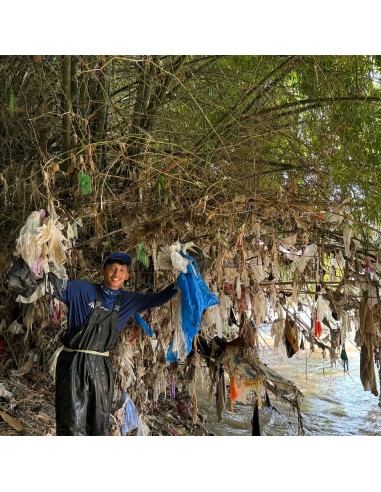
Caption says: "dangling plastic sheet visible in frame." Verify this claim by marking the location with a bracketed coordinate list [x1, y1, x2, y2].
[166, 254, 219, 362]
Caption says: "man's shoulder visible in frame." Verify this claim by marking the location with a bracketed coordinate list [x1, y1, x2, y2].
[67, 279, 97, 295]
[119, 290, 137, 300]
[68, 279, 96, 288]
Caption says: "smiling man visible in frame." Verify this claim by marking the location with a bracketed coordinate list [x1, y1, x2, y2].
[51, 252, 177, 436]
[102, 256, 129, 290]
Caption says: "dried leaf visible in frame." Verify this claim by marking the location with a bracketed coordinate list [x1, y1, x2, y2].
[0, 411, 23, 432]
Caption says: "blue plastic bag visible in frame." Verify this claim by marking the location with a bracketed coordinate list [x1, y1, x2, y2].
[120, 393, 140, 435]
[166, 254, 219, 362]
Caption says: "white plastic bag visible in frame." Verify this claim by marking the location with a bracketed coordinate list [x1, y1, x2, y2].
[14, 205, 70, 280]
[170, 242, 189, 273]
[0, 383, 12, 400]
[14, 210, 45, 277]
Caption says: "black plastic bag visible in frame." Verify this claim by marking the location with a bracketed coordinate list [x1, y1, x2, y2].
[7, 257, 42, 297]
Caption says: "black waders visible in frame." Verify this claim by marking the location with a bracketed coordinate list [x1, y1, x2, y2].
[55, 285, 121, 436]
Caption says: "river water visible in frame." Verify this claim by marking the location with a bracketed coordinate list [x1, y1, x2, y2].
[196, 324, 381, 436]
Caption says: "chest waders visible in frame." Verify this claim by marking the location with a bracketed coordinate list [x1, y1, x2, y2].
[55, 285, 121, 436]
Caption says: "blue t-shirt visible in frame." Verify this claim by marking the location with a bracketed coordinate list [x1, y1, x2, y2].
[53, 278, 177, 333]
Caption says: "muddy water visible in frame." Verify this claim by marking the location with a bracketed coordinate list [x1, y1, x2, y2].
[196, 324, 381, 436]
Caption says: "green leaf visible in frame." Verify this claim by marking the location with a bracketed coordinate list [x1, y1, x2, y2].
[9, 91, 17, 114]
[153, 176, 167, 199]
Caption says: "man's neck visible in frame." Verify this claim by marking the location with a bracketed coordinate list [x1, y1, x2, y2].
[100, 282, 122, 296]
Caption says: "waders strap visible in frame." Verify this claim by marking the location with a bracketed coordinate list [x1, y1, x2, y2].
[114, 293, 121, 312]
[95, 285, 102, 307]
[63, 347, 110, 356]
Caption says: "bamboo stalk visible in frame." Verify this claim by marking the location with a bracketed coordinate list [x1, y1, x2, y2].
[95, 56, 111, 166]
[62, 55, 72, 169]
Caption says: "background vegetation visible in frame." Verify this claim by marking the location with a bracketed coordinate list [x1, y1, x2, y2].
[1, 55, 381, 261]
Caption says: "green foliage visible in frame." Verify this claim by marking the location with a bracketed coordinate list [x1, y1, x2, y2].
[2, 54, 381, 238]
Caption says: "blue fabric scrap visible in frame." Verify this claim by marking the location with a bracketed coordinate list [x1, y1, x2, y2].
[134, 312, 154, 336]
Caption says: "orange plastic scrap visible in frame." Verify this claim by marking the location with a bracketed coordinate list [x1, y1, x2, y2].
[229, 373, 263, 411]
[314, 319, 322, 338]
[229, 373, 239, 412]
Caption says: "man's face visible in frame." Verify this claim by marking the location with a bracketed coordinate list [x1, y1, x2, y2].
[101, 262, 129, 290]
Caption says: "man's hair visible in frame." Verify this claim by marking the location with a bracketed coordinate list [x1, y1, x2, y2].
[103, 258, 129, 268]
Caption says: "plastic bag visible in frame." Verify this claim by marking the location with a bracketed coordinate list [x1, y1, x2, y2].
[35, 217, 69, 267]
[134, 312, 154, 336]
[170, 288, 188, 361]
[170, 242, 189, 273]
[8, 320, 24, 335]
[14, 206, 70, 281]
[77, 171, 92, 196]
[14, 210, 45, 276]
[137, 416, 150, 436]
[0, 383, 12, 401]
[166, 254, 219, 362]
[120, 393, 140, 435]
[7, 257, 42, 297]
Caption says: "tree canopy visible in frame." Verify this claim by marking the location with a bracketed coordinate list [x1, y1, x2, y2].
[2, 55, 381, 240]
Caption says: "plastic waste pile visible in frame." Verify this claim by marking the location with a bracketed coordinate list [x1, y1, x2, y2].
[7, 203, 71, 303]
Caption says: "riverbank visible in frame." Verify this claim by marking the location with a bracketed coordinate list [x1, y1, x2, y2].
[0, 370, 212, 436]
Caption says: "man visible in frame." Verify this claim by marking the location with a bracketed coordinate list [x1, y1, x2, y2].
[50, 252, 177, 436]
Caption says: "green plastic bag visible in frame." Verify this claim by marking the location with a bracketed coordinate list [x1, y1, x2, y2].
[77, 171, 92, 196]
